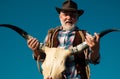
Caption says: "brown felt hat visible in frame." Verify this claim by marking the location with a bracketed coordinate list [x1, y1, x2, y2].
[56, 0, 84, 16]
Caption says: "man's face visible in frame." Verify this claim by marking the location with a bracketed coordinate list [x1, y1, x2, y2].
[59, 11, 78, 31]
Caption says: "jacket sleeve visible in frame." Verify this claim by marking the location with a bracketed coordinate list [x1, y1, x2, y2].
[88, 49, 100, 64]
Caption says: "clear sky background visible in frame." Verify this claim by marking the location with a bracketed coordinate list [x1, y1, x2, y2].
[0, 0, 120, 79]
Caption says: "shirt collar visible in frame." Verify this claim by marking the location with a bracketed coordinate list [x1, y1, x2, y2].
[59, 26, 79, 32]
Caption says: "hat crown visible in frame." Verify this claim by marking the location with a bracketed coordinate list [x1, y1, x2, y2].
[55, 0, 84, 16]
[62, 0, 78, 10]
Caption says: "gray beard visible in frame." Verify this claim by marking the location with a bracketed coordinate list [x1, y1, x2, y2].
[60, 20, 76, 31]
[62, 24, 75, 31]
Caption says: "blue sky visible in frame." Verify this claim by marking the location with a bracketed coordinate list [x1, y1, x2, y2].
[0, 0, 120, 79]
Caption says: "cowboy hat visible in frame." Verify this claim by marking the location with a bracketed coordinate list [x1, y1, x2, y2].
[55, 0, 84, 16]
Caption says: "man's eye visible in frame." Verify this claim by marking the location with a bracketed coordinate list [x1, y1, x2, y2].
[64, 13, 67, 16]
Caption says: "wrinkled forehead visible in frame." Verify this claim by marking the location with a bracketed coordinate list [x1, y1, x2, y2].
[60, 10, 78, 14]
[60, 10, 79, 18]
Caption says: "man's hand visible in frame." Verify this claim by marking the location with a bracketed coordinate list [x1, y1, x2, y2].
[85, 33, 100, 51]
[27, 37, 40, 51]
[85, 33, 100, 59]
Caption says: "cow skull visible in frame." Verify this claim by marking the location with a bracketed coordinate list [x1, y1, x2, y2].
[0, 24, 120, 79]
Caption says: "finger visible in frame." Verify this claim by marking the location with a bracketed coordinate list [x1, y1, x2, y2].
[86, 35, 94, 43]
[94, 33, 100, 42]
[27, 38, 38, 49]
[85, 35, 91, 43]
[85, 35, 95, 47]
[85, 39, 93, 47]
[34, 42, 40, 49]
[29, 38, 37, 46]
[27, 37, 33, 45]
[30, 38, 38, 47]
[31, 40, 39, 50]
[86, 33, 94, 41]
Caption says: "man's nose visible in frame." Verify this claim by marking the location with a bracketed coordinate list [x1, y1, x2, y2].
[66, 15, 72, 19]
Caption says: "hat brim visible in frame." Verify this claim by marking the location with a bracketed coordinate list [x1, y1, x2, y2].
[55, 7, 84, 17]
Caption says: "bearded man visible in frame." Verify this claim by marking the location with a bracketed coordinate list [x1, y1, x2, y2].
[27, 0, 100, 79]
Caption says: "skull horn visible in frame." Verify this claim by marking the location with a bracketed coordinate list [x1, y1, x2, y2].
[0, 24, 44, 48]
[70, 28, 120, 53]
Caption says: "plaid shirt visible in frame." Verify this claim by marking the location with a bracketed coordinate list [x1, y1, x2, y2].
[57, 30, 81, 79]
[36, 27, 100, 79]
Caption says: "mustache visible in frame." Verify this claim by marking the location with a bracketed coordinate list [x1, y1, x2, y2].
[65, 20, 73, 24]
